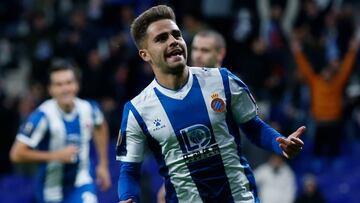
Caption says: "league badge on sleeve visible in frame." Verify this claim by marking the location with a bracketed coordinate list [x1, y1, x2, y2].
[210, 93, 225, 113]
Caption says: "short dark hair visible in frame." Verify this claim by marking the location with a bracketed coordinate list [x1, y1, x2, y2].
[195, 30, 226, 50]
[130, 5, 176, 49]
[47, 59, 80, 85]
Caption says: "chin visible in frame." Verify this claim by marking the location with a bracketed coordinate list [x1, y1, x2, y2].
[168, 63, 186, 74]
[58, 98, 75, 106]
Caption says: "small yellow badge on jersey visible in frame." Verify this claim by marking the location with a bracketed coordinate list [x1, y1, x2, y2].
[210, 93, 225, 113]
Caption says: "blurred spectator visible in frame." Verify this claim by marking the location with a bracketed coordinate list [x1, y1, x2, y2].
[258, 0, 299, 43]
[254, 154, 297, 203]
[291, 31, 359, 157]
[26, 11, 55, 85]
[295, 174, 327, 203]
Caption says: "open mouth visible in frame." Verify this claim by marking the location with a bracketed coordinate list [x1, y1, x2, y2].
[165, 48, 183, 59]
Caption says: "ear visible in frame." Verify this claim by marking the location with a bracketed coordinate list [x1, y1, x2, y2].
[139, 49, 151, 62]
[218, 48, 226, 63]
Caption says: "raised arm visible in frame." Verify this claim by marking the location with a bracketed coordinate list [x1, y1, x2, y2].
[335, 35, 360, 85]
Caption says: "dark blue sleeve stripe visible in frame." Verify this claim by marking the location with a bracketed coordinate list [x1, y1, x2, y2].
[117, 102, 131, 157]
[219, 68, 231, 108]
[239, 116, 284, 155]
[120, 102, 131, 136]
[227, 69, 256, 105]
[19, 110, 46, 137]
[118, 161, 142, 202]
[128, 102, 151, 137]
[117, 101, 151, 157]
[220, 68, 260, 201]
[220, 68, 241, 141]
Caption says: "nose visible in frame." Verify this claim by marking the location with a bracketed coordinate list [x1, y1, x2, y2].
[168, 35, 179, 47]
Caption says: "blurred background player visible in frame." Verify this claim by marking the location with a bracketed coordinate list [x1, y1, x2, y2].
[190, 30, 226, 68]
[10, 59, 111, 203]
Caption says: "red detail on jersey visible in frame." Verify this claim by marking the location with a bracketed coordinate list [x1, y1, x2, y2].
[211, 98, 225, 113]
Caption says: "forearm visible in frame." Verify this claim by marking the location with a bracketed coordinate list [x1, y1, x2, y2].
[94, 122, 110, 167]
[10, 141, 57, 163]
[239, 116, 284, 155]
[118, 161, 141, 202]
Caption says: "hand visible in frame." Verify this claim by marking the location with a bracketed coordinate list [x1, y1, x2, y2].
[53, 145, 79, 163]
[119, 199, 135, 203]
[290, 38, 302, 53]
[157, 184, 166, 203]
[276, 126, 306, 159]
[96, 165, 111, 191]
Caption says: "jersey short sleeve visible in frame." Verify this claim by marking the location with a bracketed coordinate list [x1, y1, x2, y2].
[116, 102, 146, 163]
[16, 110, 48, 148]
[89, 101, 104, 126]
[227, 70, 257, 124]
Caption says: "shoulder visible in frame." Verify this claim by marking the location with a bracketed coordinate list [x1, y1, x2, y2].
[36, 99, 57, 116]
[129, 81, 157, 108]
[74, 98, 100, 109]
[189, 66, 222, 77]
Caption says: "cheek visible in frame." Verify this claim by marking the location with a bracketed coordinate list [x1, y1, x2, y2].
[71, 84, 79, 93]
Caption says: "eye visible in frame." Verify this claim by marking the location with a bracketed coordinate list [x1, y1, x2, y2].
[172, 31, 182, 39]
[155, 34, 168, 43]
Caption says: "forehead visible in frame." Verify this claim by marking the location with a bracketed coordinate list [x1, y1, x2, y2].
[50, 70, 75, 82]
[192, 35, 217, 48]
[146, 19, 180, 39]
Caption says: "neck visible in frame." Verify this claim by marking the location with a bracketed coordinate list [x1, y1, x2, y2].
[155, 66, 189, 90]
[57, 101, 75, 113]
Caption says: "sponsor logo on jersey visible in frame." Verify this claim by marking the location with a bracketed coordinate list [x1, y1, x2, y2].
[210, 93, 225, 113]
[180, 124, 220, 163]
[152, 118, 166, 131]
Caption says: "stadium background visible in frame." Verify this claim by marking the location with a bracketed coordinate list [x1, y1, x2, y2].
[0, 0, 360, 202]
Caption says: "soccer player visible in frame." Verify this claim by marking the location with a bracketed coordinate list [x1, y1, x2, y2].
[191, 30, 226, 68]
[117, 5, 305, 203]
[10, 60, 111, 203]
[157, 29, 227, 203]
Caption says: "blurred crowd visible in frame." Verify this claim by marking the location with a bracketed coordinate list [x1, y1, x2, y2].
[1, 0, 360, 202]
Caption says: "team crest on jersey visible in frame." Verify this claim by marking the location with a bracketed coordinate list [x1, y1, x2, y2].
[210, 93, 225, 113]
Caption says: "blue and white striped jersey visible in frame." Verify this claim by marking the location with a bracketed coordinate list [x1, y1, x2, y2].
[117, 67, 263, 203]
[16, 98, 104, 203]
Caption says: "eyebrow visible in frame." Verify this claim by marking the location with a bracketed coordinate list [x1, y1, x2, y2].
[154, 32, 168, 42]
[153, 29, 182, 42]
